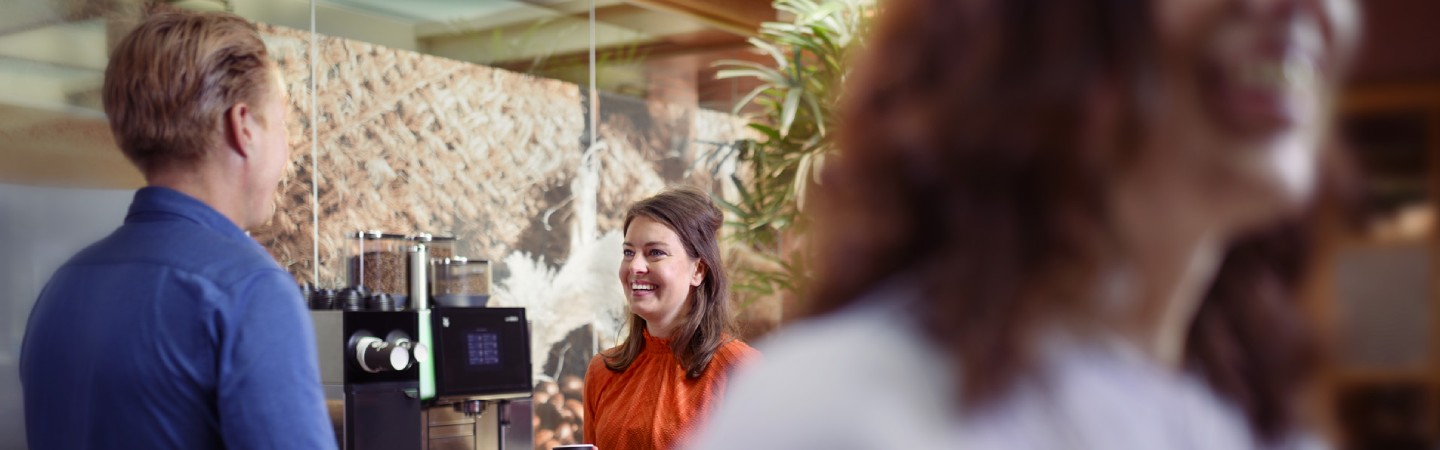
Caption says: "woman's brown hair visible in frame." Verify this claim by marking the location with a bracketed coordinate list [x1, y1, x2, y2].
[603, 187, 737, 378]
[808, 0, 1339, 443]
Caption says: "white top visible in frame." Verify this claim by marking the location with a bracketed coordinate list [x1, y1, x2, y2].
[685, 285, 1325, 450]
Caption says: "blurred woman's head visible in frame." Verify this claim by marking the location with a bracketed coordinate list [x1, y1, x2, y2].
[809, 0, 1356, 442]
[606, 186, 736, 378]
[1146, 0, 1359, 230]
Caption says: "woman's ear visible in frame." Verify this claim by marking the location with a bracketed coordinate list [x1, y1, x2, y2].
[691, 260, 706, 287]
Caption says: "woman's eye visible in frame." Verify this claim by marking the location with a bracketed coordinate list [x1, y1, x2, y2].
[622, 249, 634, 258]
[647, 249, 667, 258]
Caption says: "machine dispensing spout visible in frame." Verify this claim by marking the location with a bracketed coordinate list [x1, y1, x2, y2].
[456, 399, 485, 417]
[450, 400, 513, 450]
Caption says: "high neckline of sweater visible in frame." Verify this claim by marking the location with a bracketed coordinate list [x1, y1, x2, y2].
[643, 328, 674, 350]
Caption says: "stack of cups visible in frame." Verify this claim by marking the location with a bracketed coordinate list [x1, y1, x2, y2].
[368, 293, 395, 312]
[310, 288, 338, 310]
[341, 288, 365, 312]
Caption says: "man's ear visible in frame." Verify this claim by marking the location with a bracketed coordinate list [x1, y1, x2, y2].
[224, 103, 256, 158]
[690, 260, 706, 287]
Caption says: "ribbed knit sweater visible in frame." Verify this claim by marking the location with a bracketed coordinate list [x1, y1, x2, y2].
[583, 330, 758, 450]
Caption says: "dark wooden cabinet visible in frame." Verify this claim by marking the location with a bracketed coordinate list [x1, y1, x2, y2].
[1325, 83, 1440, 450]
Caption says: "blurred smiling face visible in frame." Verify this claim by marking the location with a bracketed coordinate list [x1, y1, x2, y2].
[1149, 0, 1358, 229]
[620, 215, 704, 336]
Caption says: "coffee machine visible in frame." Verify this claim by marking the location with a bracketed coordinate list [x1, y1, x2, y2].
[309, 231, 532, 450]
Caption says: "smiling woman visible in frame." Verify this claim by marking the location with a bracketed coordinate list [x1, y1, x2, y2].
[582, 186, 759, 450]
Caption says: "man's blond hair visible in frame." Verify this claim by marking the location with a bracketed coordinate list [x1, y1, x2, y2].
[102, 10, 275, 174]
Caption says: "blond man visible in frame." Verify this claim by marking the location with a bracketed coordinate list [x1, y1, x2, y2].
[20, 9, 334, 449]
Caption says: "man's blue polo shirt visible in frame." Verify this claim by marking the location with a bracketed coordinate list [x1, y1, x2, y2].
[20, 186, 336, 449]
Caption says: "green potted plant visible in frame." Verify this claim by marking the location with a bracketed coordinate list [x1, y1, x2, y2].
[712, 0, 874, 316]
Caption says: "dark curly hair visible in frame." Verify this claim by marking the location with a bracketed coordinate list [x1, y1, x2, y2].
[806, 0, 1349, 443]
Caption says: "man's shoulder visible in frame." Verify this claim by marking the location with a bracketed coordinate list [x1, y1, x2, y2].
[71, 219, 284, 287]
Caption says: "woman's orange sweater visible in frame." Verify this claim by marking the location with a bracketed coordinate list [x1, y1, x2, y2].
[582, 330, 757, 450]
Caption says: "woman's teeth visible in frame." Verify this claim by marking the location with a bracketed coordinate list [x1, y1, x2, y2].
[1237, 55, 1316, 90]
[631, 283, 656, 291]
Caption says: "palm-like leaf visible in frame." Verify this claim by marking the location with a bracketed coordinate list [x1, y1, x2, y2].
[707, 0, 875, 308]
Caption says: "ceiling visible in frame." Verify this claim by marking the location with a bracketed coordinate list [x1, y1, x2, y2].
[0, 0, 771, 187]
[0, 0, 772, 111]
[4, 0, 1439, 188]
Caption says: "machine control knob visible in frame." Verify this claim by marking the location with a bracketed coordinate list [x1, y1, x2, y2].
[384, 331, 427, 368]
[386, 339, 430, 369]
[354, 336, 410, 373]
[410, 341, 430, 364]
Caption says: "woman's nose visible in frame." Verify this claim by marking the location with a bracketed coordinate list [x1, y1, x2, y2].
[627, 257, 648, 274]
